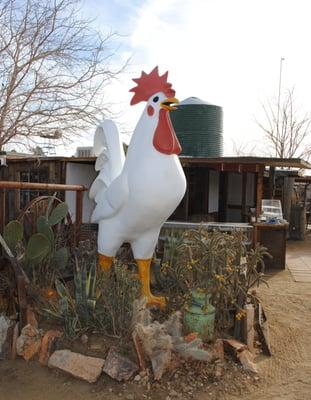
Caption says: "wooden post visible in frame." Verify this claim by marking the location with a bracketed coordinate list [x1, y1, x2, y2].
[184, 168, 190, 221]
[241, 172, 247, 222]
[243, 304, 255, 352]
[75, 190, 83, 246]
[256, 168, 264, 218]
[283, 176, 294, 223]
[269, 166, 275, 198]
[0, 189, 5, 234]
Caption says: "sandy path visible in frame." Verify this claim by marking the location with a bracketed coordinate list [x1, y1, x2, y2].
[224, 268, 311, 400]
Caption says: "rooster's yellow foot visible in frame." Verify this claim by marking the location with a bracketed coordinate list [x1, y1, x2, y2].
[145, 294, 166, 309]
[98, 253, 113, 272]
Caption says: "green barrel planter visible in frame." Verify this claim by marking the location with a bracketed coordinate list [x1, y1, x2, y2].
[184, 289, 215, 341]
[170, 97, 223, 157]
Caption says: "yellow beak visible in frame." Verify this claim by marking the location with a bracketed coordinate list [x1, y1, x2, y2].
[160, 97, 179, 111]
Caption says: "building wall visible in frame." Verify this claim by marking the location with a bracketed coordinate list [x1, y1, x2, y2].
[65, 163, 97, 223]
[208, 170, 219, 213]
[226, 172, 255, 222]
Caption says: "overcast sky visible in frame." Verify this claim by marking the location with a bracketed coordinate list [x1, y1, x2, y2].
[66, 0, 311, 156]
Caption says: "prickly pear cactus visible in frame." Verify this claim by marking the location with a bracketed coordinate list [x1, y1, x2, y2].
[48, 203, 69, 226]
[25, 233, 51, 265]
[3, 220, 23, 253]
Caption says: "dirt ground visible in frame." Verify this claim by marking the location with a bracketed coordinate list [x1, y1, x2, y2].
[1, 257, 311, 399]
[224, 268, 311, 400]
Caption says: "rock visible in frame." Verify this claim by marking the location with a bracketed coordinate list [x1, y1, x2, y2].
[80, 334, 88, 345]
[39, 330, 62, 366]
[237, 349, 258, 373]
[139, 369, 147, 377]
[214, 363, 223, 379]
[26, 305, 38, 328]
[133, 331, 146, 370]
[150, 347, 172, 380]
[0, 315, 14, 360]
[103, 347, 138, 382]
[175, 338, 212, 362]
[212, 339, 224, 361]
[48, 350, 105, 383]
[169, 389, 178, 397]
[126, 394, 135, 400]
[223, 338, 247, 355]
[163, 312, 182, 338]
[134, 323, 173, 380]
[16, 323, 42, 361]
[132, 298, 152, 327]
[134, 374, 141, 382]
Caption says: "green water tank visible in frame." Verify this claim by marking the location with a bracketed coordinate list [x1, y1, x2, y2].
[170, 97, 223, 157]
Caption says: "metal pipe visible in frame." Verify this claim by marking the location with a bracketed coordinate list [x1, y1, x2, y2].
[0, 181, 87, 192]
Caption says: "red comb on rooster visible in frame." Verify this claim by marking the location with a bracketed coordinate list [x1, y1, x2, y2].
[129, 66, 175, 105]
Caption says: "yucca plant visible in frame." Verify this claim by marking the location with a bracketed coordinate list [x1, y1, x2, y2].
[43, 260, 98, 338]
[73, 251, 97, 325]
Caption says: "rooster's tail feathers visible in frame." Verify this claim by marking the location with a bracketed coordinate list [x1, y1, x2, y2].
[89, 119, 125, 200]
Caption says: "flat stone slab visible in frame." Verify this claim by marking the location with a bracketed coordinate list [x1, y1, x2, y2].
[48, 350, 105, 383]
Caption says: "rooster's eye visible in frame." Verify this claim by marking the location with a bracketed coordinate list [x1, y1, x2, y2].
[153, 96, 159, 103]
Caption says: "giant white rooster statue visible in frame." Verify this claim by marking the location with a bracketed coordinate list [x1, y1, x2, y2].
[89, 66, 186, 308]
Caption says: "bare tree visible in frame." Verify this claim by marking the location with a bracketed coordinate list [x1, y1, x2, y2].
[0, 0, 126, 150]
[231, 139, 256, 156]
[256, 88, 311, 160]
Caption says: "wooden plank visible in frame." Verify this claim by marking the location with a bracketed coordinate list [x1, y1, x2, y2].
[256, 302, 272, 356]
[243, 304, 255, 352]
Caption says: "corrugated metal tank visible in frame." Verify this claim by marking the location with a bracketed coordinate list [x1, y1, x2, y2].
[170, 97, 223, 157]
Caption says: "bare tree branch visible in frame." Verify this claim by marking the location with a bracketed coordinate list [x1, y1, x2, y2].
[256, 88, 311, 160]
[0, 0, 128, 150]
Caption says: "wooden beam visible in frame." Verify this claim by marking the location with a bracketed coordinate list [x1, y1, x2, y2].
[256, 168, 264, 217]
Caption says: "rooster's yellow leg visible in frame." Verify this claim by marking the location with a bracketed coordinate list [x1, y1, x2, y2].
[136, 258, 166, 309]
[98, 253, 113, 272]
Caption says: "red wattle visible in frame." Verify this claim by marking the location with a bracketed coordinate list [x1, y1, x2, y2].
[153, 109, 182, 155]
